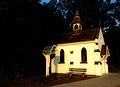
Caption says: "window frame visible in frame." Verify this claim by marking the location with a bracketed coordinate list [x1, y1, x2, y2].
[74, 24, 78, 30]
[59, 49, 65, 63]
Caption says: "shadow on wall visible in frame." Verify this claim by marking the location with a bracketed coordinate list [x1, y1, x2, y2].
[54, 56, 60, 73]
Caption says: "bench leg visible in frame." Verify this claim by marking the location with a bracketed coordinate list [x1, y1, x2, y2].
[81, 73, 87, 79]
[81, 73, 84, 77]
[68, 72, 73, 79]
[70, 73, 72, 77]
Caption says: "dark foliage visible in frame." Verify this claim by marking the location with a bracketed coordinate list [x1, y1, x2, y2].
[106, 27, 120, 70]
[0, 0, 67, 80]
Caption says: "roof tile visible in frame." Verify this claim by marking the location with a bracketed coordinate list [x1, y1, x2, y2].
[58, 28, 100, 44]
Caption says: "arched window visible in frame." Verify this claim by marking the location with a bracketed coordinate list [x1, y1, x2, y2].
[81, 48, 87, 63]
[74, 25, 78, 30]
[60, 49, 64, 63]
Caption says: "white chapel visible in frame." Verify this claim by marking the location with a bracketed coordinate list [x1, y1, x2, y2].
[42, 11, 110, 76]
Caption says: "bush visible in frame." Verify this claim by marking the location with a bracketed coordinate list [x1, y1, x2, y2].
[109, 64, 120, 73]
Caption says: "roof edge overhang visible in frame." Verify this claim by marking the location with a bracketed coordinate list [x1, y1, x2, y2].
[42, 45, 57, 55]
[57, 40, 96, 46]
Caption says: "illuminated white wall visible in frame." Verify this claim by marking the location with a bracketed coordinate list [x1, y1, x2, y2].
[51, 41, 97, 75]
[97, 28, 105, 51]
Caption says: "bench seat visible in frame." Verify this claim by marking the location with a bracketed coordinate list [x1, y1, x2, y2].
[69, 68, 87, 77]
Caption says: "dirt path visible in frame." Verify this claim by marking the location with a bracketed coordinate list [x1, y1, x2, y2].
[51, 73, 120, 87]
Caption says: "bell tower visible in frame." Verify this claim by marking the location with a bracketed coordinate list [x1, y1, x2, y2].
[73, 11, 82, 33]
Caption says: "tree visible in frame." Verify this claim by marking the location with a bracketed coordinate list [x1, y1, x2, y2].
[0, 0, 69, 79]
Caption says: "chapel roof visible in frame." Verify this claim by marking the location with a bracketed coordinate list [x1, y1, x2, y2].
[58, 28, 100, 44]
[42, 45, 56, 54]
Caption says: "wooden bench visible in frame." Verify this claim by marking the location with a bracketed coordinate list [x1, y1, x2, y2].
[69, 68, 87, 77]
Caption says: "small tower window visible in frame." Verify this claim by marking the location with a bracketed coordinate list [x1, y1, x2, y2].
[74, 25, 78, 30]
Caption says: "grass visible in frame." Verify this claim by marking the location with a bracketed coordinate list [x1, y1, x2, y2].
[0, 73, 99, 87]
